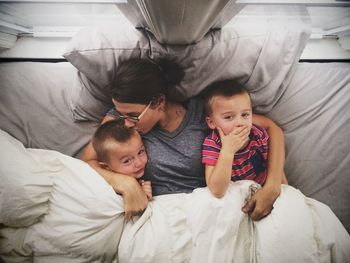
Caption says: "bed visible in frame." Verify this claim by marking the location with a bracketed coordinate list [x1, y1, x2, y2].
[0, 23, 350, 262]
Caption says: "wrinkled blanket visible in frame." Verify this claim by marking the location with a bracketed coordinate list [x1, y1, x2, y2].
[1, 129, 349, 263]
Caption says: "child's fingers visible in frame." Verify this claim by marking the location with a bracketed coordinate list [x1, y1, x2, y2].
[146, 192, 153, 200]
[216, 127, 225, 138]
[142, 185, 153, 200]
[233, 126, 249, 136]
[242, 197, 256, 214]
[141, 181, 151, 187]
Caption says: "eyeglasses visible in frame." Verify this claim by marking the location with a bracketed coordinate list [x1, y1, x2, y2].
[116, 101, 152, 123]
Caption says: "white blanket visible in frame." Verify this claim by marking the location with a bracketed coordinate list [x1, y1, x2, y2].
[1, 129, 349, 263]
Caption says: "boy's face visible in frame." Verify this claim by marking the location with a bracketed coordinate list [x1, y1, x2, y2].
[206, 92, 253, 135]
[105, 132, 148, 179]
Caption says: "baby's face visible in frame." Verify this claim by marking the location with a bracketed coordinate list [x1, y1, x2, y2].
[206, 93, 253, 135]
[107, 132, 148, 179]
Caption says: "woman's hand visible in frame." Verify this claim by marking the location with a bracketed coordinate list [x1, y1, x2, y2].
[248, 114, 285, 220]
[242, 183, 280, 220]
[108, 175, 148, 221]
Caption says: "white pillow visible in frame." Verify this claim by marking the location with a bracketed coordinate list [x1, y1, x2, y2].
[63, 25, 310, 121]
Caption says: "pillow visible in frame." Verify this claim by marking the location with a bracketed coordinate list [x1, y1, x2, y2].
[64, 24, 310, 121]
[0, 62, 97, 158]
[63, 24, 161, 121]
[0, 129, 53, 227]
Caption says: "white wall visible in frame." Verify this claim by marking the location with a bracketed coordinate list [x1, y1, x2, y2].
[0, 2, 349, 60]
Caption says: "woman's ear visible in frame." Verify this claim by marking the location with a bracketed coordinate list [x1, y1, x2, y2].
[205, 116, 216, 130]
[153, 94, 166, 111]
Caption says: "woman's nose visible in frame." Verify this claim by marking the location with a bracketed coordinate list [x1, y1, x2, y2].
[124, 119, 136, 128]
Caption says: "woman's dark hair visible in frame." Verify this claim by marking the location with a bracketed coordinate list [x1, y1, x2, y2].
[92, 119, 135, 163]
[111, 58, 185, 104]
[201, 79, 251, 115]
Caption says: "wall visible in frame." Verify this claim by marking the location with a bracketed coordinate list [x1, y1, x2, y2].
[0, 2, 349, 60]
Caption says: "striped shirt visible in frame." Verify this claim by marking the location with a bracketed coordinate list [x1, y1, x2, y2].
[202, 124, 269, 185]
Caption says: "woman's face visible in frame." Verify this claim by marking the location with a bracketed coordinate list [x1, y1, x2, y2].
[206, 93, 253, 135]
[112, 99, 160, 134]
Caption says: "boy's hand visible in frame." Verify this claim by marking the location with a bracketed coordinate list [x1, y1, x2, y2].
[217, 126, 249, 154]
[140, 180, 153, 200]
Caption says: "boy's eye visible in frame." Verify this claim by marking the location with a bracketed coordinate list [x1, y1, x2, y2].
[224, 115, 234, 120]
[138, 149, 146, 155]
[242, 112, 251, 118]
[122, 159, 132, 165]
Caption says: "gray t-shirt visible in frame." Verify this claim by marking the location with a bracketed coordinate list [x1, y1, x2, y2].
[142, 98, 209, 195]
[108, 97, 209, 196]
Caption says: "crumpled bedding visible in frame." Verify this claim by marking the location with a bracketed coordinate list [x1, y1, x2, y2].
[1, 129, 349, 263]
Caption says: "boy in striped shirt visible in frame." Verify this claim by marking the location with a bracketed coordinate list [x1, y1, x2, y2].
[202, 80, 287, 199]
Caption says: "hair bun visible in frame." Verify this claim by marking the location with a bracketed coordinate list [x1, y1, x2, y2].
[158, 58, 185, 86]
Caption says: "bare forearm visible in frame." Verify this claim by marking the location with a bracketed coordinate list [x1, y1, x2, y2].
[265, 122, 285, 191]
[206, 148, 234, 198]
[252, 114, 285, 190]
[86, 160, 127, 194]
[81, 142, 121, 192]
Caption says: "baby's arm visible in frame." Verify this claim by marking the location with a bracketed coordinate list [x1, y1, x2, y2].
[139, 180, 152, 200]
[205, 126, 249, 198]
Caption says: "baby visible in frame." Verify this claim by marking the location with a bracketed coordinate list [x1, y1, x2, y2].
[92, 119, 152, 199]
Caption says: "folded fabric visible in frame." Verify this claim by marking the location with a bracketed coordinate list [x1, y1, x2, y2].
[0, 130, 53, 227]
[0, 129, 124, 262]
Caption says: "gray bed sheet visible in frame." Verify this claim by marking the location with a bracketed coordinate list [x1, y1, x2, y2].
[0, 62, 99, 158]
[267, 62, 350, 232]
[0, 61, 349, 232]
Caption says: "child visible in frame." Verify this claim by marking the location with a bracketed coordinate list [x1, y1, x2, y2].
[202, 80, 287, 198]
[92, 119, 152, 200]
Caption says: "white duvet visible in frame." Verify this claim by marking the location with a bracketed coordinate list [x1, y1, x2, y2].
[0, 129, 349, 263]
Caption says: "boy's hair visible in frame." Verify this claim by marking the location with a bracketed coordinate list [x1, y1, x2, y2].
[202, 79, 251, 115]
[92, 119, 135, 163]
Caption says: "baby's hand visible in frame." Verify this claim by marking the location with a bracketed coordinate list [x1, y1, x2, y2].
[217, 126, 249, 154]
[140, 180, 153, 200]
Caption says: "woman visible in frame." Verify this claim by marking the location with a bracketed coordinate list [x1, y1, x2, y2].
[81, 58, 285, 220]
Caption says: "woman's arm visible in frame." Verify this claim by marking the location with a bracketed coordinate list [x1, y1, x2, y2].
[242, 114, 285, 220]
[81, 115, 148, 220]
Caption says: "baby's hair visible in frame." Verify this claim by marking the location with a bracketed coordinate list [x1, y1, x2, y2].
[202, 79, 251, 115]
[92, 119, 135, 163]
